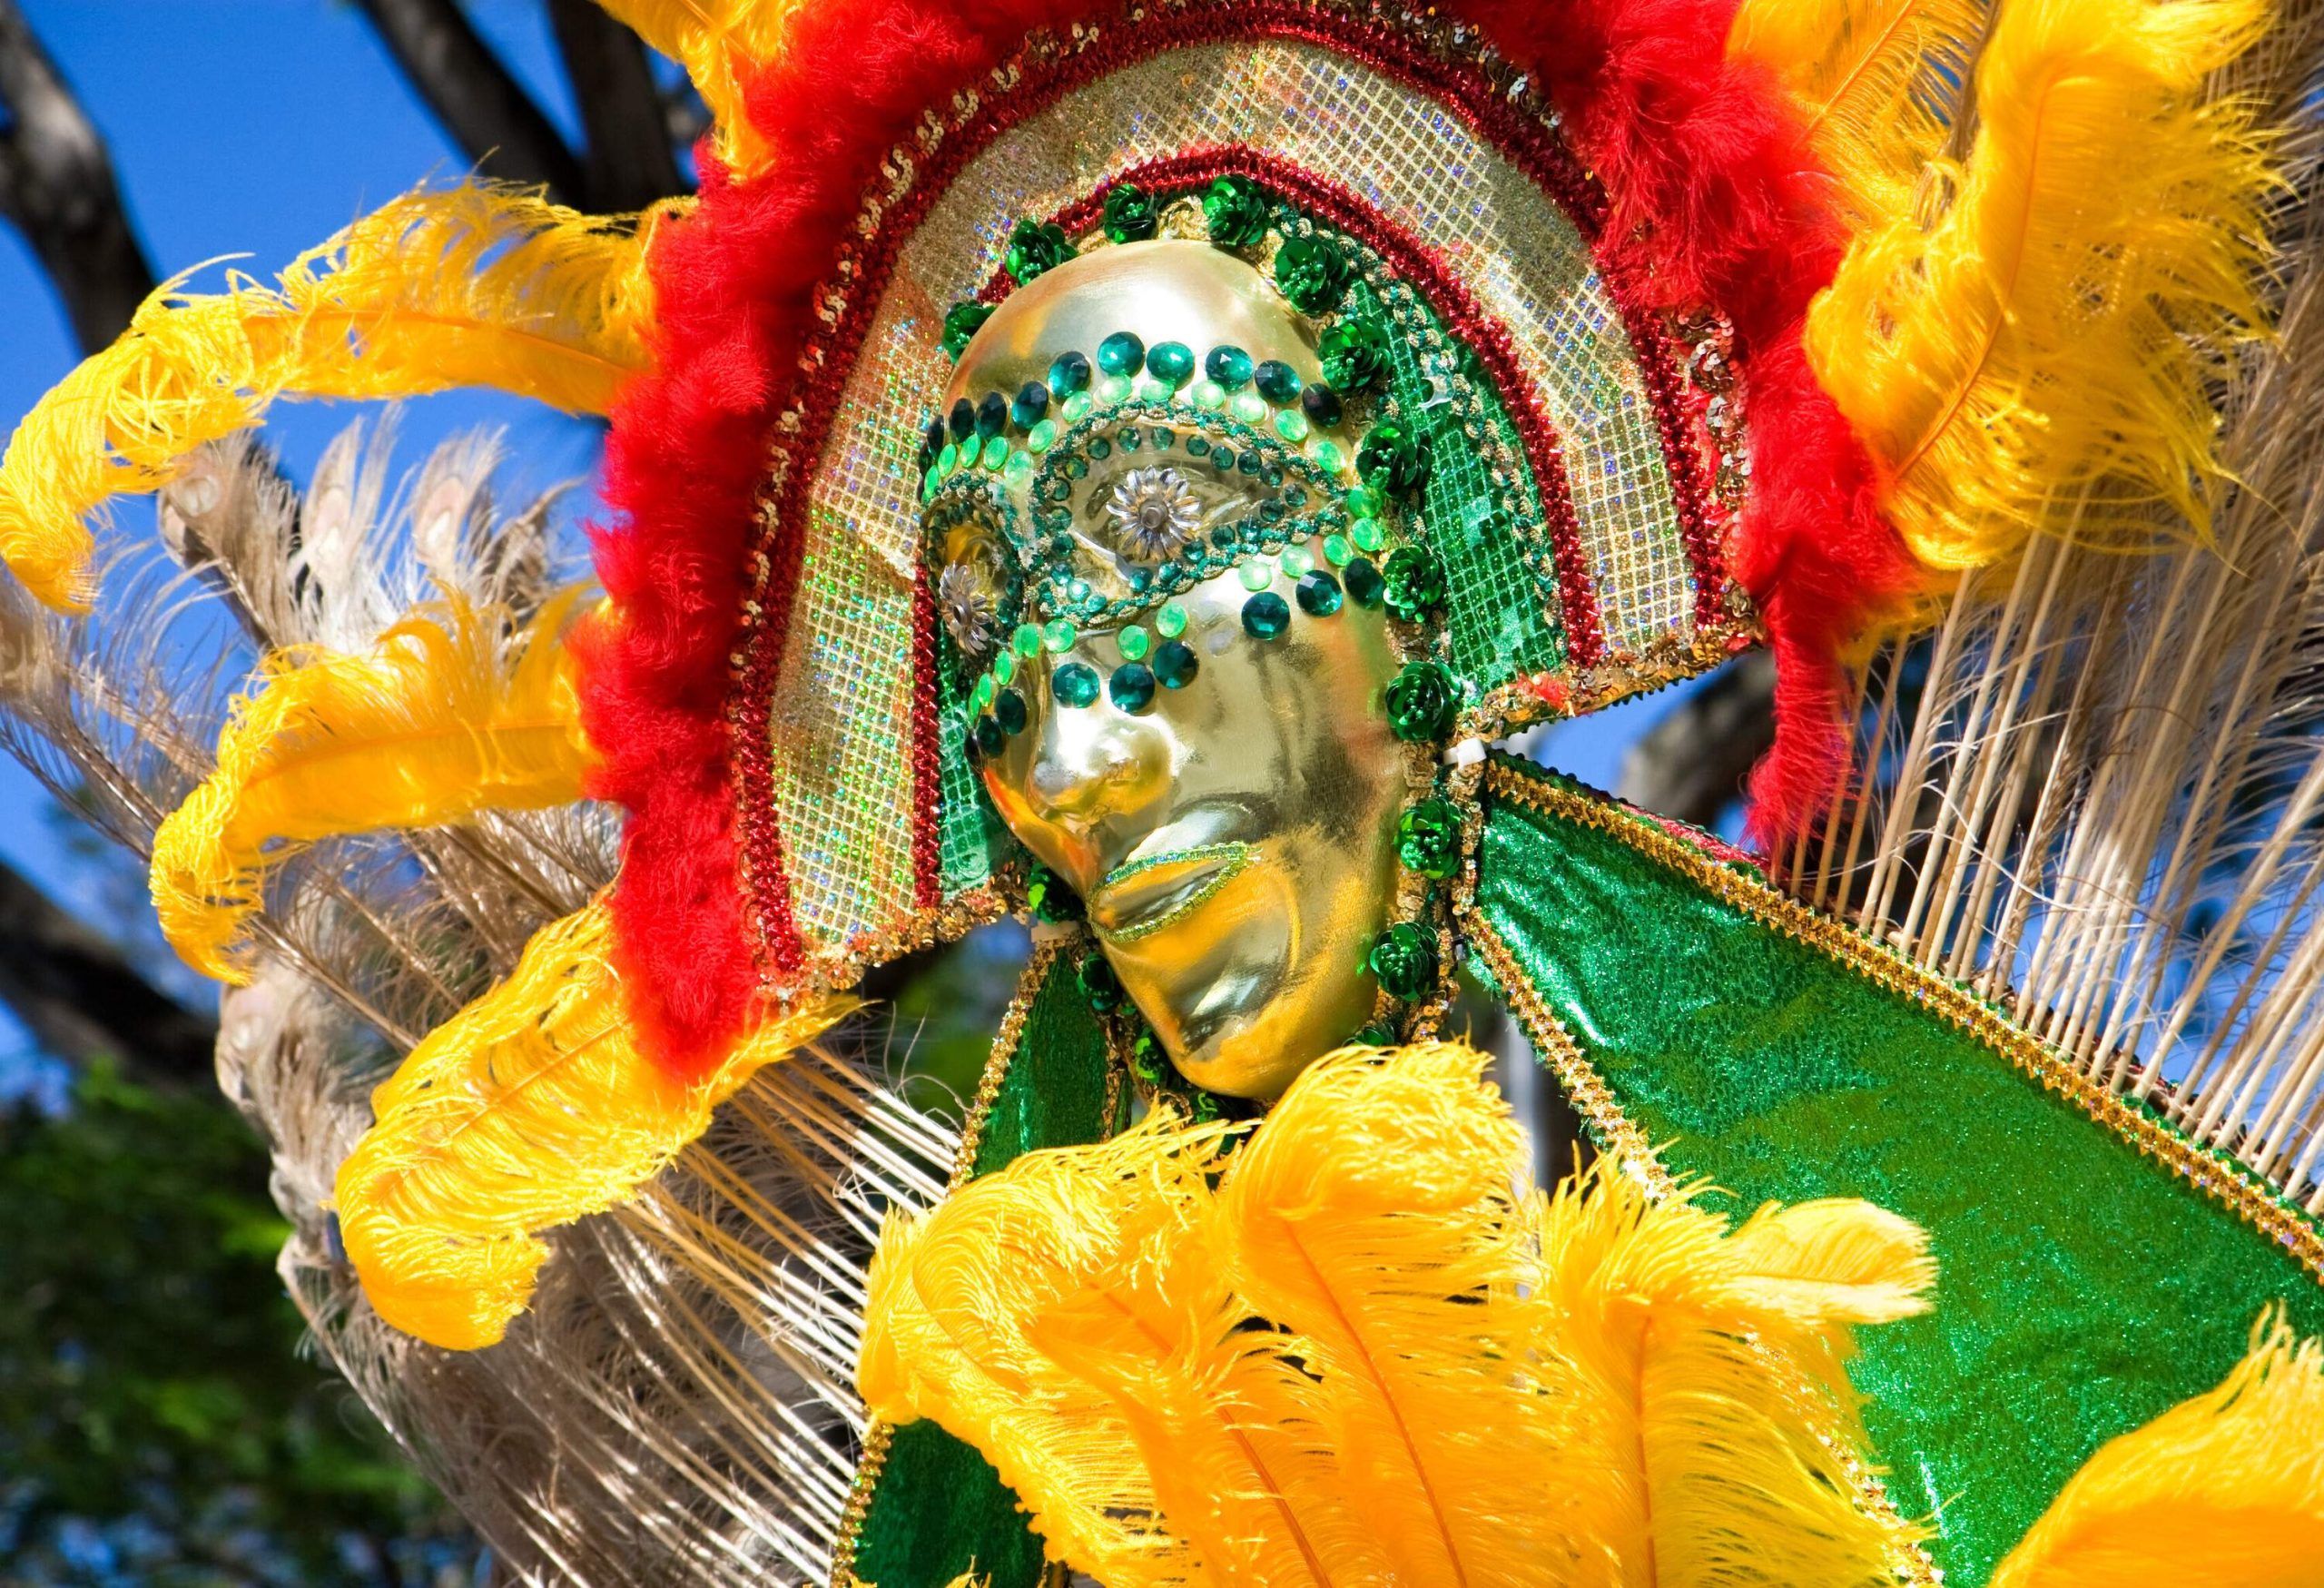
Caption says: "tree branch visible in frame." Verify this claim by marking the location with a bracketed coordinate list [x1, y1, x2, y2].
[352, 0, 585, 202]
[0, 0, 156, 354]
[1615, 650, 1778, 831]
[0, 858, 218, 1088]
[546, 0, 686, 211]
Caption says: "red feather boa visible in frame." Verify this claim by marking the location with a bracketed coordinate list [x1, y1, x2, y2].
[579, 0, 1911, 1075]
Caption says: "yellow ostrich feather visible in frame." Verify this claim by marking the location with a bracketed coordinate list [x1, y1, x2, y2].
[591, 1, 799, 178]
[1727, 0, 1984, 227]
[1990, 1309, 2324, 1588]
[861, 1043, 1932, 1587]
[1539, 1166, 1935, 1588]
[1804, 0, 2275, 577]
[336, 901, 852, 1349]
[150, 588, 593, 984]
[0, 183, 675, 611]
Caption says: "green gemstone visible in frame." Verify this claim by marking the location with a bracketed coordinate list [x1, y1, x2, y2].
[923, 468, 941, 502]
[1323, 533, 1354, 566]
[1295, 569, 1344, 616]
[1351, 516, 1386, 553]
[1253, 360, 1303, 403]
[1280, 543, 1315, 577]
[1385, 660, 1457, 742]
[1344, 557, 1384, 607]
[1367, 922, 1438, 1001]
[1351, 1021, 1398, 1048]
[1061, 391, 1094, 423]
[1274, 408, 1310, 443]
[1049, 350, 1093, 395]
[1097, 331, 1146, 377]
[1230, 391, 1268, 424]
[992, 649, 1017, 686]
[1136, 378, 1174, 405]
[1147, 341, 1195, 385]
[937, 442, 959, 473]
[1382, 546, 1448, 623]
[1310, 439, 1345, 474]
[1053, 660, 1101, 706]
[974, 715, 1006, 758]
[1274, 233, 1352, 314]
[1043, 618, 1078, 653]
[1347, 485, 1383, 518]
[980, 435, 1009, 469]
[1027, 419, 1059, 453]
[1192, 380, 1227, 411]
[1097, 374, 1133, 405]
[994, 686, 1029, 735]
[1003, 450, 1034, 488]
[1117, 626, 1151, 661]
[1206, 345, 1254, 389]
[1012, 622, 1043, 658]
[970, 674, 996, 714]
[1396, 797, 1462, 879]
[1242, 591, 1291, 639]
[1155, 601, 1189, 638]
[1238, 557, 1275, 591]
[1152, 638, 1199, 688]
[1109, 662, 1157, 714]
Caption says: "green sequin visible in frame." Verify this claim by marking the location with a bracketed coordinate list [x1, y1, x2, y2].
[1396, 798, 1462, 878]
[1382, 546, 1448, 623]
[1367, 922, 1438, 1001]
[940, 301, 995, 360]
[1275, 234, 1352, 314]
[1202, 173, 1270, 247]
[1102, 182, 1160, 243]
[1385, 660, 1457, 741]
[1473, 762, 2324, 1585]
[1004, 219, 1076, 285]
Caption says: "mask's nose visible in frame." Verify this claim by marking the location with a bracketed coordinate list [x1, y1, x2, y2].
[990, 676, 1173, 885]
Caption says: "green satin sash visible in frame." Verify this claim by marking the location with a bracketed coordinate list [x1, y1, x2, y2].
[1472, 755, 2324, 1584]
[846, 939, 1118, 1588]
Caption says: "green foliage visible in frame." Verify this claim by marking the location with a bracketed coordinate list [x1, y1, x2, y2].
[0, 1063, 476, 1586]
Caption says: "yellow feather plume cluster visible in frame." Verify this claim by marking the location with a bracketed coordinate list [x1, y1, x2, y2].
[1990, 1309, 2324, 1588]
[150, 589, 594, 984]
[0, 183, 674, 611]
[592, 1, 798, 178]
[861, 1042, 1935, 1587]
[1728, 0, 1984, 227]
[1805, 0, 2275, 577]
[335, 901, 853, 1349]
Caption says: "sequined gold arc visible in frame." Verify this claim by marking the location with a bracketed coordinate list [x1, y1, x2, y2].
[763, 35, 1693, 966]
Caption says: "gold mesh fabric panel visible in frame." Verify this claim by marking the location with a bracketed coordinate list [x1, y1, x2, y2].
[773, 38, 1694, 951]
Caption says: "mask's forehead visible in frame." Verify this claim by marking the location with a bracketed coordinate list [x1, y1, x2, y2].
[742, 21, 1752, 990]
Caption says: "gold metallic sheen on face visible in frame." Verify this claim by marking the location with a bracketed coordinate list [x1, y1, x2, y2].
[952, 242, 1408, 1101]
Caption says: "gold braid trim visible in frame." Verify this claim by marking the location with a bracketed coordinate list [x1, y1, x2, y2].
[831, 932, 1077, 1586]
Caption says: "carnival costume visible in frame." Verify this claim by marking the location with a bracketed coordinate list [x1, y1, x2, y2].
[4, 0, 2324, 1583]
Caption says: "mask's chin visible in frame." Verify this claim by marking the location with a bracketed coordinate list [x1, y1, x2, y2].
[1098, 857, 1376, 1100]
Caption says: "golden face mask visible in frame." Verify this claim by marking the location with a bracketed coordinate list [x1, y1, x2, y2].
[935, 242, 1418, 1097]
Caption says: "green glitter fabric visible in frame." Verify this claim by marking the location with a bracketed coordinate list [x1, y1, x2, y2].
[850, 947, 1117, 1587]
[1474, 759, 2324, 1585]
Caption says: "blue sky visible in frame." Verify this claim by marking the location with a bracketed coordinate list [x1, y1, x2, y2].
[0, 0, 1685, 1070]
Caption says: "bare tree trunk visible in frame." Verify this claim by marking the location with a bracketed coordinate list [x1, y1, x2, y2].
[0, 859, 218, 1087]
[353, 0, 586, 202]
[547, 0, 687, 211]
[0, 0, 155, 355]
[1616, 650, 1777, 831]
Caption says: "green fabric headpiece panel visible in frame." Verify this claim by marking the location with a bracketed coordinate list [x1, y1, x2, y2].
[849, 944, 1117, 1588]
[1474, 759, 2324, 1586]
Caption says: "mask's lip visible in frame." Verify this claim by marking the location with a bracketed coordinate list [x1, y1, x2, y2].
[1088, 840, 1255, 944]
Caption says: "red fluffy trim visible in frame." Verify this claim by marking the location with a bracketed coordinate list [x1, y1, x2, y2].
[583, 0, 1906, 1073]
